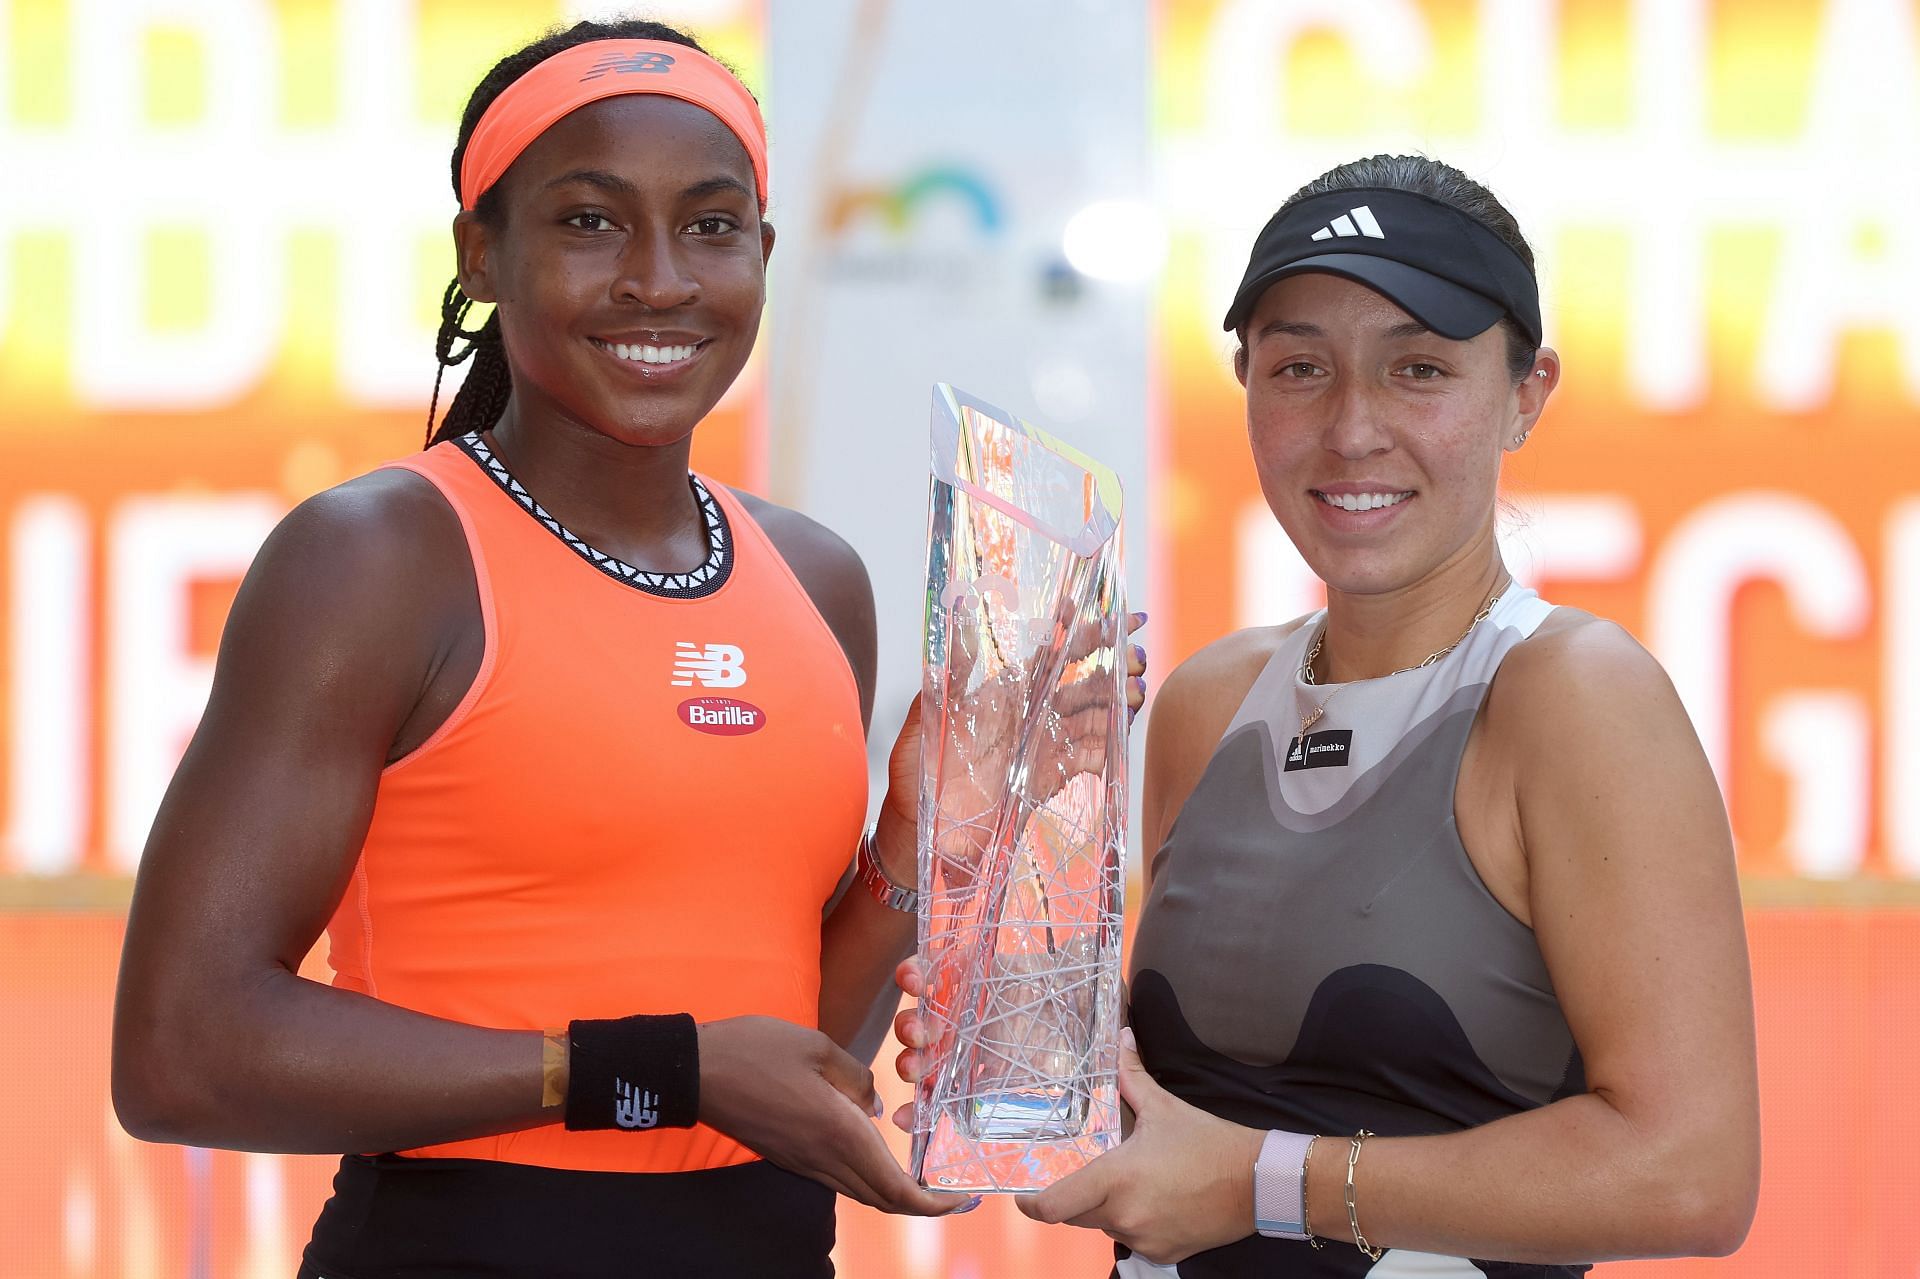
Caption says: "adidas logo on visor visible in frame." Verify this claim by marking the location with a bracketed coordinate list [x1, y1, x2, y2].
[1310, 205, 1385, 241]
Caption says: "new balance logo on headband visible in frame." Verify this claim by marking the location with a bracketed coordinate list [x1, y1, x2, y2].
[1309, 205, 1386, 242]
[581, 51, 676, 80]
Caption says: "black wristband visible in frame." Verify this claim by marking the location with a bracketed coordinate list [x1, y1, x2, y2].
[563, 1013, 700, 1131]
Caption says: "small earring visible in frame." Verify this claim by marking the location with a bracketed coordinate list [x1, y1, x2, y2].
[1511, 429, 1531, 447]
[1535, 370, 1549, 379]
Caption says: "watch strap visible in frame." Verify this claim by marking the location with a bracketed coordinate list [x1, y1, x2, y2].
[856, 825, 918, 913]
[1253, 1128, 1314, 1240]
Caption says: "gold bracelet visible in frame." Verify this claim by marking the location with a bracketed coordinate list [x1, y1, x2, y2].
[1301, 1134, 1325, 1249]
[1344, 1129, 1383, 1261]
[540, 1028, 567, 1110]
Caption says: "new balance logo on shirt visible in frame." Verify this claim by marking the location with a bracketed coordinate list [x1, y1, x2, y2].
[1309, 205, 1385, 242]
[672, 642, 747, 688]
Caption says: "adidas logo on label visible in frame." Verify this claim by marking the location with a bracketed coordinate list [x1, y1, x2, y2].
[672, 642, 746, 688]
[1284, 729, 1354, 772]
[1310, 205, 1385, 242]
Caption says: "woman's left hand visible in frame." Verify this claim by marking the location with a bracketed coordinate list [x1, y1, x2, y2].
[1124, 611, 1148, 723]
[1016, 1028, 1265, 1265]
[878, 612, 1150, 832]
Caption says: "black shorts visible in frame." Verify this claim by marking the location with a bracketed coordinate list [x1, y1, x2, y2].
[298, 1152, 835, 1278]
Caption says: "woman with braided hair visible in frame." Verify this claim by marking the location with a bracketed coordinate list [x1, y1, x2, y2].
[111, 17, 1148, 1276]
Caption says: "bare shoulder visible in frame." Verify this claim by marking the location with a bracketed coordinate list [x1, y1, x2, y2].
[1153, 616, 1312, 725]
[218, 467, 474, 699]
[731, 489, 868, 587]
[272, 467, 461, 565]
[1494, 607, 1674, 705]
[1486, 606, 1697, 766]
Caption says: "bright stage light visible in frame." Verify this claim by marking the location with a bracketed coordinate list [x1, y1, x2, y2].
[1061, 199, 1167, 284]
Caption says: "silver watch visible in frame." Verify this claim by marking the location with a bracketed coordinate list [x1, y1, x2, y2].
[856, 825, 918, 913]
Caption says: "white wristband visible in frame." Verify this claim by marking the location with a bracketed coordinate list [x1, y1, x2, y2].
[1253, 1128, 1314, 1240]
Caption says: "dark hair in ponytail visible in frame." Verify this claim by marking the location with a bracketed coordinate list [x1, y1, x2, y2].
[425, 18, 719, 447]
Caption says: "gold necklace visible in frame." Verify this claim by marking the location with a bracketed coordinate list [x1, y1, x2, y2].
[1296, 582, 1507, 738]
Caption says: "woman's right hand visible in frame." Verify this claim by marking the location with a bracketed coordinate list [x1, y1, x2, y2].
[696, 1015, 966, 1216]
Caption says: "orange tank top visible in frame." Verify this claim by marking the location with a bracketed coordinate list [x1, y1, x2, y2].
[324, 433, 868, 1173]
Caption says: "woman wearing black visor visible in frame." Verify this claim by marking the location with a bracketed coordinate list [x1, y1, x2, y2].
[896, 155, 1761, 1277]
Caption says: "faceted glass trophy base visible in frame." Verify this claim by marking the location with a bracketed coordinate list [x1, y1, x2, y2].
[910, 384, 1127, 1194]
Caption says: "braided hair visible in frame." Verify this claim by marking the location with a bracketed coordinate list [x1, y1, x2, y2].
[425, 19, 718, 447]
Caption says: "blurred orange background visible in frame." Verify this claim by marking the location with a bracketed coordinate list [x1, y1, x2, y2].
[3, 1, 1917, 1274]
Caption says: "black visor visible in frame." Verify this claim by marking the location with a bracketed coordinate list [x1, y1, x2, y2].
[1223, 187, 1541, 348]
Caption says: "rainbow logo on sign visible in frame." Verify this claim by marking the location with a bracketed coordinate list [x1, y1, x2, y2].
[824, 166, 1003, 238]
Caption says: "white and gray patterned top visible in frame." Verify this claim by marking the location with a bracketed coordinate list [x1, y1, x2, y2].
[1126, 588, 1589, 1279]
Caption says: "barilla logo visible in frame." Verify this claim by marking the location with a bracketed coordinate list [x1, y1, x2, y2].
[678, 696, 765, 736]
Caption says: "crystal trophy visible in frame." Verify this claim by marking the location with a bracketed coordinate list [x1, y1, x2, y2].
[910, 383, 1127, 1193]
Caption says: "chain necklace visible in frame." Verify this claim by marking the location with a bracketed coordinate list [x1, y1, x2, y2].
[1296, 581, 1507, 739]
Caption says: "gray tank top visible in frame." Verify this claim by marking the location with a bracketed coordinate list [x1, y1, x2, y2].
[1123, 587, 1588, 1279]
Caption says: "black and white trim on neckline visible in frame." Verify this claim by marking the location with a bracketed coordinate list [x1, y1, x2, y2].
[454, 431, 733, 600]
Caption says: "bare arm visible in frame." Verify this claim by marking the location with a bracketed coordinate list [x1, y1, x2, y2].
[1294, 621, 1760, 1261]
[818, 751, 920, 1059]
[1024, 620, 1760, 1264]
[733, 493, 913, 1058]
[111, 474, 553, 1153]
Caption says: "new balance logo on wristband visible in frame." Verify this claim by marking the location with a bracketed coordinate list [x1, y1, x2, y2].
[1309, 205, 1386, 241]
[613, 1078, 662, 1129]
[565, 1014, 698, 1132]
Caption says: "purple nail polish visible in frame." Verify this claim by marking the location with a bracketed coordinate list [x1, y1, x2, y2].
[953, 1195, 984, 1214]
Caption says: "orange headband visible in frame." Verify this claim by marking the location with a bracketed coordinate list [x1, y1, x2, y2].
[459, 39, 769, 213]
